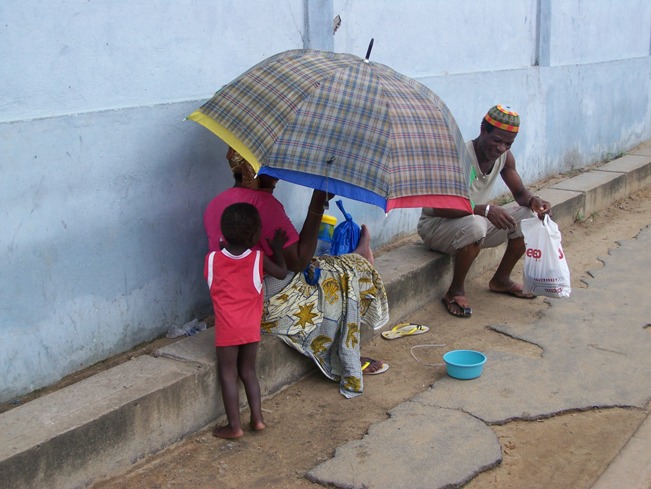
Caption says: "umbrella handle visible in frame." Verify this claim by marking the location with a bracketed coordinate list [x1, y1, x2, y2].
[364, 39, 374, 62]
[323, 156, 336, 209]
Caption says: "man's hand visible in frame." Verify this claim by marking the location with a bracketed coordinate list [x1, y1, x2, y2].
[529, 196, 552, 219]
[486, 205, 517, 229]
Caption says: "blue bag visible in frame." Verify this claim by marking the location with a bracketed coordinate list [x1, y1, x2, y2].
[329, 200, 361, 256]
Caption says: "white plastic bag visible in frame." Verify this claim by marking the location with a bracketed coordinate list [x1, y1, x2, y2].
[521, 215, 571, 298]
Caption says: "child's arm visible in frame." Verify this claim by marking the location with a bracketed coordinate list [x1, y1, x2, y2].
[263, 228, 289, 279]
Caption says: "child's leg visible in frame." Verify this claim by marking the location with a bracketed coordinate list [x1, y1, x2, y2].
[237, 342, 265, 431]
[214, 346, 244, 439]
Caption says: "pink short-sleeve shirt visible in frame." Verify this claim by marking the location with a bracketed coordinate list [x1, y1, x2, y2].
[204, 187, 299, 255]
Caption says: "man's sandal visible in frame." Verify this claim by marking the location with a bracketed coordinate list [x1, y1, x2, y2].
[442, 296, 472, 318]
[489, 283, 536, 299]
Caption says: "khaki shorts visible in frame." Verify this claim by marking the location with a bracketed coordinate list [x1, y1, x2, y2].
[417, 205, 535, 255]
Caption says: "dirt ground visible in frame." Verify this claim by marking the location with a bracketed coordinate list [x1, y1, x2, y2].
[86, 185, 651, 489]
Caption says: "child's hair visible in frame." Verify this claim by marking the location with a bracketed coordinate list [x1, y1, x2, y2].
[220, 203, 261, 248]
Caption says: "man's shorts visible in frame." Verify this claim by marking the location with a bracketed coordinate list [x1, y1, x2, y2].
[417, 205, 535, 255]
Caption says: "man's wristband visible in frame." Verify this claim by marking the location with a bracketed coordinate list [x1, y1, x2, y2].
[484, 205, 490, 217]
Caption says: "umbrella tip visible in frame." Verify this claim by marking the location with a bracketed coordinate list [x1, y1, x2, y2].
[364, 38, 374, 62]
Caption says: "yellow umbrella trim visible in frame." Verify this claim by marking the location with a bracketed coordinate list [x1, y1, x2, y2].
[186, 110, 261, 172]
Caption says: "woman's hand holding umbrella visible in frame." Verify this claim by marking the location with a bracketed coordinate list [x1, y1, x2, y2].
[290, 190, 335, 271]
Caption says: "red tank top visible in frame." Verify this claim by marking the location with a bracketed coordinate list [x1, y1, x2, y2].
[205, 249, 263, 347]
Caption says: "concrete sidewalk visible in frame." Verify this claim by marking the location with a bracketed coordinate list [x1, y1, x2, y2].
[1, 141, 651, 489]
[309, 186, 651, 489]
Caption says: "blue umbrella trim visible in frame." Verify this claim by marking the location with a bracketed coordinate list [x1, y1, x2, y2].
[258, 166, 387, 210]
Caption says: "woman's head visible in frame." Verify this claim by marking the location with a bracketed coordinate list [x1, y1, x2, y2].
[227, 148, 259, 189]
[226, 147, 279, 192]
[220, 202, 261, 249]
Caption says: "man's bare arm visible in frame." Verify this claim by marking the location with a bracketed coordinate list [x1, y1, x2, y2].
[500, 151, 551, 217]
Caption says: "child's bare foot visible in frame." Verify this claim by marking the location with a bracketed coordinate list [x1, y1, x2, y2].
[250, 419, 266, 432]
[212, 424, 244, 439]
[353, 225, 374, 265]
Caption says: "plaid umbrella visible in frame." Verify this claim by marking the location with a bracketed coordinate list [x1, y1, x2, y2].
[188, 49, 472, 213]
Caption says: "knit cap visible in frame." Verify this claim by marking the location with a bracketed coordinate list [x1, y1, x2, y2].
[484, 105, 520, 133]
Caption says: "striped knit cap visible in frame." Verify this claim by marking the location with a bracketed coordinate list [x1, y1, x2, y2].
[484, 105, 520, 133]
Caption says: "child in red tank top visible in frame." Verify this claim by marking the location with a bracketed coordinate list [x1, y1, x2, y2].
[205, 203, 288, 439]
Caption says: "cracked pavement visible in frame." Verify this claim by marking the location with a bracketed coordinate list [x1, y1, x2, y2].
[308, 225, 651, 489]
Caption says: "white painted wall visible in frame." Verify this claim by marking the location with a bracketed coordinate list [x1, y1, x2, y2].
[333, 0, 539, 74]
[550, 0, 650, 65]
[1, 0, 308, 400]
[2, 0, 650, 401]
[1, 1, 306, 120]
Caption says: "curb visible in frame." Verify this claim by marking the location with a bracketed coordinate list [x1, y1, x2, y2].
[590, 406, 651, 489]
[1, 141, 650, 489]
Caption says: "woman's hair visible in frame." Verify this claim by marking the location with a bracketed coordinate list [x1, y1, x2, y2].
[220, 203, 261, 248]
[227, 148, 259, 189]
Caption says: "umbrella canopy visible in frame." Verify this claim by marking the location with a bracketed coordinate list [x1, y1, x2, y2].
[188, 49, 472, 213]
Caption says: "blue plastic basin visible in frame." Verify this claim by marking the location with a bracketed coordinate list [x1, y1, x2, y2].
[443, 350, 487, 380]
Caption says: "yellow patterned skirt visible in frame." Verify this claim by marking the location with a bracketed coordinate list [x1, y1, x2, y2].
[262, 253, 389, 398]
